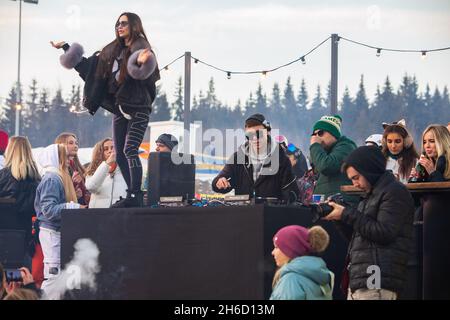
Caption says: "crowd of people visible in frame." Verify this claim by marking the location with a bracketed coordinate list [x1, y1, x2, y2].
[1, 111, 450, 300]
[1, 9, 450, 301]
[211, 113, 450, 300]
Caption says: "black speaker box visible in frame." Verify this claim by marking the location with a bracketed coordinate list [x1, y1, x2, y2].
[0, 229, 25, 268]
[147, 152, 195, 206]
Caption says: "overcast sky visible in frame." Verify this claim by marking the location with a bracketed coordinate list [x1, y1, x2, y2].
[0, 0, 449, 109]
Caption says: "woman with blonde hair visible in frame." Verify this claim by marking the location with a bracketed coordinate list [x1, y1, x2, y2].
[416, 124, 450, 182]
[3, 288, 39, 300]
[85, 138, 127, 208]
[34, 144, 86, 299]
[55, 132, 90, 205]
[0, 136, 40, 268]
[270, 225, 334, 300]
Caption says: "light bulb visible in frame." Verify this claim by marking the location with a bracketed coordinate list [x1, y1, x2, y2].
[376, 48, 381, 57]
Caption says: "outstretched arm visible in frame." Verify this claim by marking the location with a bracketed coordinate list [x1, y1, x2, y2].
[51, 40, 85, 70]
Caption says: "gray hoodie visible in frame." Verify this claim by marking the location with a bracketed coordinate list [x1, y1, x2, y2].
[34, 144, 79, 231]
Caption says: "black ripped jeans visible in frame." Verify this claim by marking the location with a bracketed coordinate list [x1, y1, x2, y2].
[112, 108, 150, 193]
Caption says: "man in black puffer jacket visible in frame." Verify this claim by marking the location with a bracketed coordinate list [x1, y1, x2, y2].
[324, 146, 414, 300]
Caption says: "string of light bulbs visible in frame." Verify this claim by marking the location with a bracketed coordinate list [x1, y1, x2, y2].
[190, 36, 331, 79]
[154, 35, 450, 76]
[159, 53, 186, 72]
[339, 36, 450, 59]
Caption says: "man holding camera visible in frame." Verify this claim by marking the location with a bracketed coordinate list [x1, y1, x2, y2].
[309, 115, 357, 201]
[324, 146, 414, 300]
[212, 114, 298, 201]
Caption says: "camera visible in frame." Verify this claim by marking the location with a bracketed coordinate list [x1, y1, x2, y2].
[309, 193, 347, 223]
[5, 268, 23, 282]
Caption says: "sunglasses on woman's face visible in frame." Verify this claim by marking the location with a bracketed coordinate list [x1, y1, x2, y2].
[115, 21, 129, 29]
[311, 130, 325, 137]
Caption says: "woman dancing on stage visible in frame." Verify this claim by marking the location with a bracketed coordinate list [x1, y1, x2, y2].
[51, 12, 160, 207]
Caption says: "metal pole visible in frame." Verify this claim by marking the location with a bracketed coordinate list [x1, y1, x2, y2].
[184, 52, 191, 154]
[15, 0, 22, 136]
[330, 33, 339, 115]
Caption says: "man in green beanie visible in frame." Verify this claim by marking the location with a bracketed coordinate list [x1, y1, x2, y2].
[309, 115, 357, 200]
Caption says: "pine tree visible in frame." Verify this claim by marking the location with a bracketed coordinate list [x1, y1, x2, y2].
[269, 82, 283, 121]
[297, 79, 309, 112]
[340, 87, 354, 137]
[283, 77, 296, 113]
[0, 97, 6, 128]
[50, 88, 69, 140]
[254, 83, 267, 115]
[39, 88, 50, 113]
[203, 78, 222, 129]
[440, 86, 450, 123]
[205, 78, 218, 109]
[353, 75, 370, 142]
[324, 81, 332, 114]
[370, 76, 401, 132]
[152, 85, 171, 121]
[399, 74, 423, 138]
[23, 79, 39, 135]
[244, 92, 256, 118]
[231, 99, 244, 128]
[420, 84, 433, 129]
[4, 85, 19, 134]
[172, 77, 184, 121]
[306, 84, 327, 145]
[354, 75, 369, 112]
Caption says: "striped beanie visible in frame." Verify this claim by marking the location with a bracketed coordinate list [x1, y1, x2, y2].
[313, 115, 342, 139]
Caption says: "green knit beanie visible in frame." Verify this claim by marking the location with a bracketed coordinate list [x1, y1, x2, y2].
[313, 115, 342, 139]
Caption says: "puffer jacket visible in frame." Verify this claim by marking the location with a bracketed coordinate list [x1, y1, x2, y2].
[270, 256, 334, 300]
[0, 167, 39, 245]
[85, 162, 127, 208]
[341, 171, 414, 293]
[309, 136, 357, 199]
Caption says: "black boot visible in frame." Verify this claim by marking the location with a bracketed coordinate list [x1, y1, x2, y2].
[111, 190, 144, 208]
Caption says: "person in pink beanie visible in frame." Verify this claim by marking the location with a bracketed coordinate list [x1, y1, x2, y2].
[270, 225, 334, 300]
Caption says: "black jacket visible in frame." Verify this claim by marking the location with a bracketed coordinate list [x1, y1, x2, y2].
[427, 155, 449, 182]
[341, 171, 414, 293]
[212, 143, 299, 201]
[292, 151, 308, 179]
[0, 168, 39, 246]
[65, 38, 160, 115]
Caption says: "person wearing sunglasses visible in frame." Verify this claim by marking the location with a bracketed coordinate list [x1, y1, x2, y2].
[51, 12, 160, 208]
[212, 114, 299, 201]
[309, 115, 357, 201]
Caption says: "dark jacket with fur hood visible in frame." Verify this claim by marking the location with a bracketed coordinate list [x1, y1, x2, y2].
[59, 38, 160, 115]
[212, 141, 299, 201]
[341, 171, 414, 294]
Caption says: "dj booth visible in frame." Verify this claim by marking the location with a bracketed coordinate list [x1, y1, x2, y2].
[61, 205, 348, 300]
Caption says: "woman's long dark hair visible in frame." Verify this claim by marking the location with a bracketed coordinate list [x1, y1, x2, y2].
[382, 125, 419, 179]
[97, 12, 150, 83]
